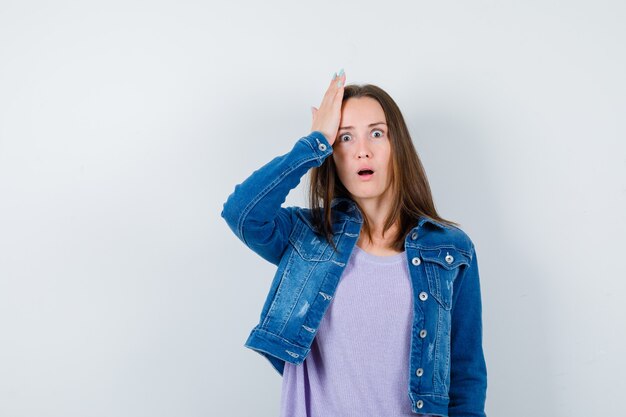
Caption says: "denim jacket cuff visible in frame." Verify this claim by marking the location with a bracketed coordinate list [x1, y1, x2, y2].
[304, 130, 333, 162]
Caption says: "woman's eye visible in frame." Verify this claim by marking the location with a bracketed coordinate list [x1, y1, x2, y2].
[372, 130, 384, 138]
[339, 134, 351, 142]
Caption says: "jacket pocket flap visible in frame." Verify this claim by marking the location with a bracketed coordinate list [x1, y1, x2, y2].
[420, 248, 470, 270]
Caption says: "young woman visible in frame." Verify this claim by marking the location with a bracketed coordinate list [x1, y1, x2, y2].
[221, 70, 487, 417]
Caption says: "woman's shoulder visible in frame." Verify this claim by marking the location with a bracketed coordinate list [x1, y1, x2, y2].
[419, 217, 476, 256]
[444, 222, 475, 247]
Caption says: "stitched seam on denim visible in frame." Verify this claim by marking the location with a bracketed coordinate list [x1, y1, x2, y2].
[420, 251, 470, 271]
[244, 341, 305, 368]
[433, 305, 443, 393]
[413, 282, 426, 317]
[302, 135, 317, 153]
[410, 393, 450, 400]
[409, 315, 425, 393]
[247, 328, 309, 350]
[406, 244, 472, 258]
[319, 233, 340, 260]
[434, 265, 445, 394]
[290, 226, 332, 261]
[434, 265, 442, 301]
[277, 266, 316, 335]
[439, 311, 452, 395]
[296, 278, 334, 342]
[425, 263, 443, 308]
[442, 328, 452, 391]
[262, 249, 296, 328]
[426, 263, 453, 392]
[434, 310, 451, 396]
[412, 310, 426, 393]
[468, 244, 476, 263]
[408, 347, 417, 399]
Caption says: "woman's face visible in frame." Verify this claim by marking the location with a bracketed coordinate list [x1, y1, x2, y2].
[332, 97, 393, 205]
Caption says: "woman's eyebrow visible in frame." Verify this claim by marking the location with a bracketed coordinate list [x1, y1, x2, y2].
[338, 122, 387, 131]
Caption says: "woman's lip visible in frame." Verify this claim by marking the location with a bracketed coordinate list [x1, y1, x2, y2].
[357, 172, 374, 180]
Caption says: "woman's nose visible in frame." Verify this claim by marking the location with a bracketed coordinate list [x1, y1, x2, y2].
[356, 139, 371, 158]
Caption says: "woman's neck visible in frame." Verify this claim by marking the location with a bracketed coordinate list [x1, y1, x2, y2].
[356, 221, 402, 256]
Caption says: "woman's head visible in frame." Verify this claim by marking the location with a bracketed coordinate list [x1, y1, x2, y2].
[309, 83, 458, 251]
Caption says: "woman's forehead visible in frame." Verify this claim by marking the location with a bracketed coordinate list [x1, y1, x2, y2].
[340, 97, 386, 126]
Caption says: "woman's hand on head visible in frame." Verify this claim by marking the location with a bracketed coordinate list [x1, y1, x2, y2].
[311, 70, 345, 147]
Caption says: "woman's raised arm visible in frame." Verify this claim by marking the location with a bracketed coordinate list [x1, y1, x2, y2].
[221, 71, 346, 265]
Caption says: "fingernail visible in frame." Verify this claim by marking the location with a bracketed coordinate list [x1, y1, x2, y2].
[332, 72, 337, 80]
[337, 80, 342, 87]
[338, 68, 344, 76]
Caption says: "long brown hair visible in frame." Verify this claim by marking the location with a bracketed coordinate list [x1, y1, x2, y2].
[308, 83, 460, 253]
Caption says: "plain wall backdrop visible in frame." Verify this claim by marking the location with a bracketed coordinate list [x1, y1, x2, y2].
[1, 1, 625, 416]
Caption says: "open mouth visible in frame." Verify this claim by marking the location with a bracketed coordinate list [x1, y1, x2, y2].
[358, 169, 374, 179]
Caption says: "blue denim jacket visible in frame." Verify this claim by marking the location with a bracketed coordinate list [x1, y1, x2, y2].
[221, 131, 487, 417]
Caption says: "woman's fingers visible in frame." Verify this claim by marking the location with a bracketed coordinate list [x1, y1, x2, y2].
[321, 75, 338, 104]
[335, 69, 345, 88]
[311, 69, 345, 146]
[322, 70, 344, 104]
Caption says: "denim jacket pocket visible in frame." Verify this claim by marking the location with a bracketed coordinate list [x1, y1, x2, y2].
[421, 248, 470, 310]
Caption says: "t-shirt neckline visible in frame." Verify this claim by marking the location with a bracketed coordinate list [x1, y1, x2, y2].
[352, 245, 406, 265]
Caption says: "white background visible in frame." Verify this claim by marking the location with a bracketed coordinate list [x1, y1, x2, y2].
[1, 1, 625, 416]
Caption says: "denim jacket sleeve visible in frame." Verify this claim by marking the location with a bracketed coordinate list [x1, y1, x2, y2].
[449, 243, 488, 417]
[220, 131, 333, 265]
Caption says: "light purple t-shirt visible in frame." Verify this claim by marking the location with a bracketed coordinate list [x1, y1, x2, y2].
[280, 245, 434, 417]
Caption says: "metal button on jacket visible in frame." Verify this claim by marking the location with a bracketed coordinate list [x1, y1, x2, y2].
[411, 232, 418, 240]
[419, 291, 428, 301]
[445, 253, 454, 264]
[416, 368, 424, 377]
[416, 400, 424, 409]
[411, 257, 421, 266]
[419, 329, 427, 338]
[318, 143, 327, 151]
